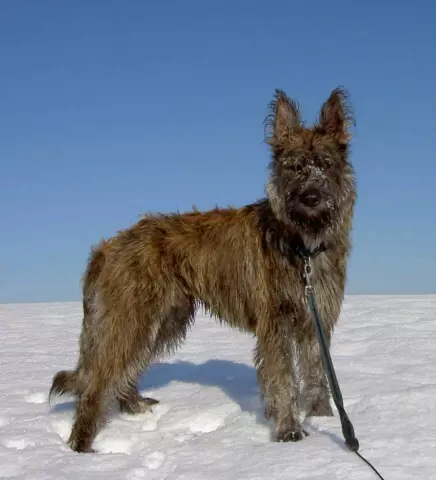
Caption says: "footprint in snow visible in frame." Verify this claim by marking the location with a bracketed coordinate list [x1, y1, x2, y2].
[97, 436, 135, 455]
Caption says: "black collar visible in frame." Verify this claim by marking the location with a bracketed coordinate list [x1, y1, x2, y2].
[292, 240, 327, 260]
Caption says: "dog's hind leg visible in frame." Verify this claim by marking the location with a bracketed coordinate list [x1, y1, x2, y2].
[117, 301, 195, 415]
[117, 347, 159, 415]
[67, 307, 154, 452]
[68, 376, 113, 453]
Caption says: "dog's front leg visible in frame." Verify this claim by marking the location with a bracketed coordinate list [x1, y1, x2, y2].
[254, 331, 306, 442]
[299, 333, 334, 418]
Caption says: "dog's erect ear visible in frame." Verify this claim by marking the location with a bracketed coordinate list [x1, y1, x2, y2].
[265, 89, 301, 145]
[317, 87, 354, 145]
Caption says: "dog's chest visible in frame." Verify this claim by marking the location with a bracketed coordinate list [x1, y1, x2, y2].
[278, 253, 341, 328]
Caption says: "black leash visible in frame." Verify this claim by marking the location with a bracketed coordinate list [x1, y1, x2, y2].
[302, 255, 385, 480]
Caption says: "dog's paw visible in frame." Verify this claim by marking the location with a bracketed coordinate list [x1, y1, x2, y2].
[120, 396, 159, 415]
[67, 434, 96, 453]
[275, 426, 308, 443]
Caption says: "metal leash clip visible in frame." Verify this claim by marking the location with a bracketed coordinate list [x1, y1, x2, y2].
[303, 256, 315, 294]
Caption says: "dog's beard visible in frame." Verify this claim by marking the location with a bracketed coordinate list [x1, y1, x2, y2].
[289, 208, 334, 235]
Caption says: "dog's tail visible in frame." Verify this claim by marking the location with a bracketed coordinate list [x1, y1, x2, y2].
[49, 370, 81, 405]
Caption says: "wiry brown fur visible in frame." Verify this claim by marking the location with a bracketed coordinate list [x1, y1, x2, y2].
[49, 87, 356, 453]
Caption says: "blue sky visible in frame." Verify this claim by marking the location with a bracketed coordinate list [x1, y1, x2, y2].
[1, 0, 435, 303]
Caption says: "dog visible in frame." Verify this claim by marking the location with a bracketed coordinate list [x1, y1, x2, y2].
[49, 87, 356, 453]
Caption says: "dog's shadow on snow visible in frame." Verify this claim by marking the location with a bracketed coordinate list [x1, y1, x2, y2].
[138, 359, 269, 427]
[139, 359, 347, 447]
[51, 359, 269, 432]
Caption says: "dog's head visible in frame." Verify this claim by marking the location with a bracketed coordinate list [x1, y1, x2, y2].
[265, 87, 356, 246]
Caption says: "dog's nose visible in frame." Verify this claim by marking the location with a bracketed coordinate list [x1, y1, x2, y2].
[299, 190, 321, 208]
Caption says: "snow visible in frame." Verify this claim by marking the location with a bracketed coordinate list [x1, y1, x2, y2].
[0, 296, 435, 479]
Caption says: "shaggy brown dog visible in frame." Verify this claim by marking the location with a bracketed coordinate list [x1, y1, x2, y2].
[50, 87, 356, 453]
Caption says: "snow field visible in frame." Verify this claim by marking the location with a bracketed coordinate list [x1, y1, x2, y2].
[0, 296, 435, 479]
